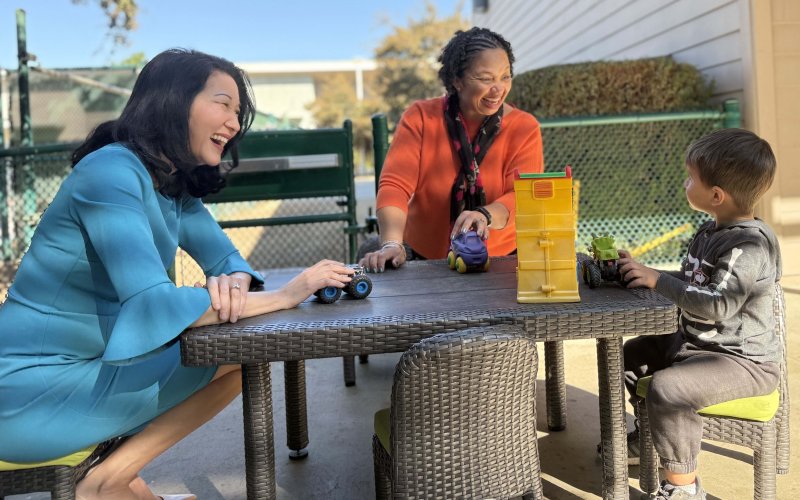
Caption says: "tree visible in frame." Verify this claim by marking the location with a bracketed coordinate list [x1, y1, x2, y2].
[373, 2, 468, 125]
[118, 52, 147, 67]
[307, 72, 383, 169]
[71, 0, 138, 46]
[308, 1, 468, 170]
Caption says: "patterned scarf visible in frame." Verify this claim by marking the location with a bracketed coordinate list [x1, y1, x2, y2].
[443, 93, 503, 224]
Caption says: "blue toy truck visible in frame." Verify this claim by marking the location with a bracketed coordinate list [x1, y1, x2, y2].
[315, 264, 373, 303]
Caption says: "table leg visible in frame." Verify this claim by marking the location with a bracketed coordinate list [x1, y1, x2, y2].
[284, 360, 309, 459]
[242, 363, 276, 500]
[342, 355, 356, 386]
[596, 337, 629, 500]
[544, 340, 567, 431]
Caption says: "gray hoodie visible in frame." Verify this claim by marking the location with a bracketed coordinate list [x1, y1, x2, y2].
[655, 218, 782, 364]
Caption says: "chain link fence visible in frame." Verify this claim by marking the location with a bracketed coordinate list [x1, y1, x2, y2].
[541, 111, 724, 268]
[0, 106, 732, 296]
[174, 198, 352, 287]
[0, 144, 353, 292]
[3, 67, 136, 146]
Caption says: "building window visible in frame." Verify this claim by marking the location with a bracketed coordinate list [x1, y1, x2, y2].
[473, 0, 489, 13]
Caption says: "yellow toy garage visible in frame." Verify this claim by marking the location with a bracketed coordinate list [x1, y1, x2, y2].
[513, 167, 580, 303]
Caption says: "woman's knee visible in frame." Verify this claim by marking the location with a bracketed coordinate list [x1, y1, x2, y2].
[212, 364, 242, 381]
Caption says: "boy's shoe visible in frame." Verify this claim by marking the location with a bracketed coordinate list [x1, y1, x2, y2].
[595, 426, 640, 465]
[654, 477, 707, 499]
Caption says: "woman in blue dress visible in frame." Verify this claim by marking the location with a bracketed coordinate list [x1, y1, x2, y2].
[0, 49, 354, 500]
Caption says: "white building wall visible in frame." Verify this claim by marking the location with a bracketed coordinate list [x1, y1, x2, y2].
[474, 0, 751, 104]
[238, 59, 377, 129]
[248, 75, 317, 129]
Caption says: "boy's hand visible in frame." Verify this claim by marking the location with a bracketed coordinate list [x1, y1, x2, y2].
[618, 249, 660, 289]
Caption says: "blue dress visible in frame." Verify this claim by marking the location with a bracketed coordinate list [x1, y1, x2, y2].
[0, 144, 263, 462]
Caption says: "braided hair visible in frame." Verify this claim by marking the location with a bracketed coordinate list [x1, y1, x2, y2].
[437, 27, 515, 96]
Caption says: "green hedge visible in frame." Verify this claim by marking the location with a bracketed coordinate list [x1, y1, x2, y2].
[508, 56, 713, 119]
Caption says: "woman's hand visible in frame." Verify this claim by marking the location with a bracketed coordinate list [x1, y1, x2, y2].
[617, 249, 660, 289]
[451, 209, 490, 240]
[200, 272, 253, 323]
[279, 260, 354, 309]
[359, 243, 406, 273]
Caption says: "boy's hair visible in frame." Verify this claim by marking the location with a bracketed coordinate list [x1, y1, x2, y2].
[685, 128, 776, 213]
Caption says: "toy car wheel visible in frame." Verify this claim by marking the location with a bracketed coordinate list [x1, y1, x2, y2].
[583, 261, 602, 289]
[576, 253, 592, 282]
[345, 275, 372, 299]
[447, 251, 456, 269]
[316, 286, 342, 304]
[455, 256, 468, 274]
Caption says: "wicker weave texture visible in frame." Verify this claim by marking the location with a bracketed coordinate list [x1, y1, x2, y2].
[0, 439, 118, 499]
[181, 258, 677, 367]
[283, 360, 309, 453]
[384, 325, 542, 499]
[638, 283, 789, 499]
[242, 363, 276, 500]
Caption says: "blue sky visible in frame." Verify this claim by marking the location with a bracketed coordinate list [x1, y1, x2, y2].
[1, 0, 471, 69]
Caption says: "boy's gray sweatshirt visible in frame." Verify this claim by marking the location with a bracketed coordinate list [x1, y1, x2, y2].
[655, 218, 782, 364]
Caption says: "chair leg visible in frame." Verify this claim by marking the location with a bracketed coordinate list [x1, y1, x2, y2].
[544, 340, 567, 431]
[776, 401, 790, 475]
[637, 400, 660, 495]
[754, 423, 778, 500]
[50, 465, 77, 500]
[284, 360, 309, 459]
[372, 435, 392, 500]
[343, 355, 356, 386]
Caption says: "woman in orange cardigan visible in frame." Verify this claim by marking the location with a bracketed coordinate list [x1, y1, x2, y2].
[360, 27, 544, 272]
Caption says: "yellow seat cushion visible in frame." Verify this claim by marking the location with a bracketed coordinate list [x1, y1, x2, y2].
[0, 445, 96, 472]
[636, 376, 780, 422]
[374, 408, 391, 453]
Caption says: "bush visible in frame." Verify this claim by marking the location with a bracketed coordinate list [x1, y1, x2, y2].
[508, 56, 713, 119]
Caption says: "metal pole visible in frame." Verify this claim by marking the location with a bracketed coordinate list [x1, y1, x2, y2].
[723, 99, 741, 128]
[371, 113, 389, 189]
[16, 8, 35, 250]
[16, 9, 32, 147]
[0, 69, 9, 259]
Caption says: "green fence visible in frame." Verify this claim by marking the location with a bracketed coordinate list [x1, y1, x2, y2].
[540, 103, 738, 267]
[0, 102, 737, 293]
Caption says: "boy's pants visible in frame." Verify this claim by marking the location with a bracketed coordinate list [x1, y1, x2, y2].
[623, 332, 780, 473]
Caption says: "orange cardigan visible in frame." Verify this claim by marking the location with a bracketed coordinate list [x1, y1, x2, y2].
[376, 97, 544, 259]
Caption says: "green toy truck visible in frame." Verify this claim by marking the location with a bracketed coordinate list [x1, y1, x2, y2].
[580, 235, 624, 288]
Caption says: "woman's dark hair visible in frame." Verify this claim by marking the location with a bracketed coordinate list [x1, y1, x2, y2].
[71, 48, 256, 198]
[437, 27, 515, 96]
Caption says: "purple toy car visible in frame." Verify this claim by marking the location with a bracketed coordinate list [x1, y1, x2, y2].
[447, 230, 490, 273]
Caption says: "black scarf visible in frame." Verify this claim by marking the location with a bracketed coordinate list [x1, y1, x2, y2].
[443, 94, 503, 224]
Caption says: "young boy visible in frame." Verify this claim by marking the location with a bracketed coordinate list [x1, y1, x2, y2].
[617, 128, 782, 499]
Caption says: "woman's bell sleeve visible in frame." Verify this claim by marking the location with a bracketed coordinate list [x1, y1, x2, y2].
[177, 196, 264, 287]
[68, 148, 212, 365]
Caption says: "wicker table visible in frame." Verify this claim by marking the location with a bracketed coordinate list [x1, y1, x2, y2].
[181, 256, 677, 499]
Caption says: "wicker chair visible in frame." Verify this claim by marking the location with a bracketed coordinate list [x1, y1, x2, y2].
[0, 438, 123, 499]
[637, 282, 790, 499]
[372, 325, 543, 499]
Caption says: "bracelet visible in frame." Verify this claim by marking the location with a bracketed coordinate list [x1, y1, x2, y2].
[381, 240, 407, 261]
[475, 206, 492, 227]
